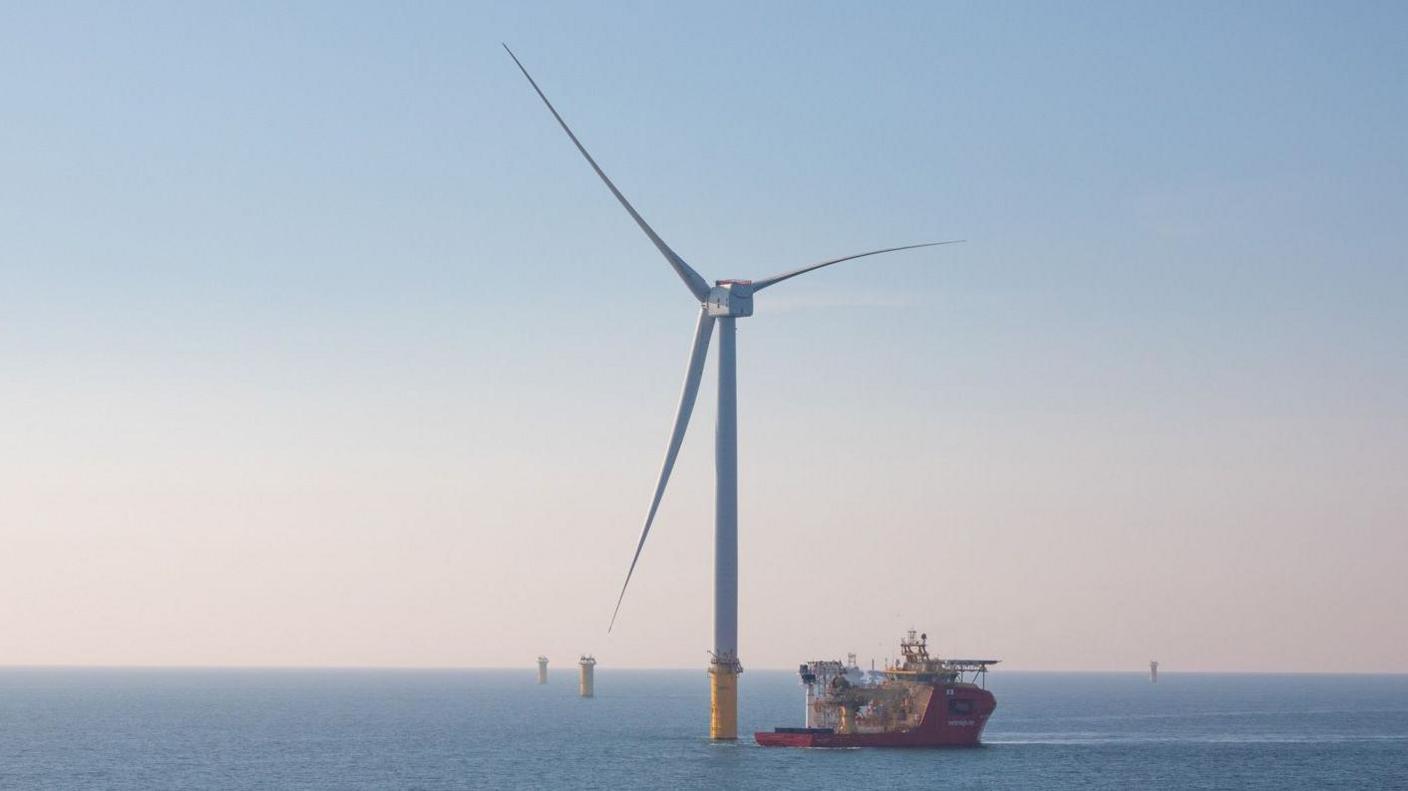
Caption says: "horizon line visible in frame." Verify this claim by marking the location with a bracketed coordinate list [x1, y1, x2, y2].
[2, 664, 1404, 676]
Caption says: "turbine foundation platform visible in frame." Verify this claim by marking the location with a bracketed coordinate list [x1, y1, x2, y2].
[709, 655, 742, 740]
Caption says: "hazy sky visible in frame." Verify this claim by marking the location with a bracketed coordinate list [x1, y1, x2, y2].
[3, 2, 1405, 672]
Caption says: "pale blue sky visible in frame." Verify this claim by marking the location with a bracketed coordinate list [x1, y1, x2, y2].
[3, 2, 1406, 670]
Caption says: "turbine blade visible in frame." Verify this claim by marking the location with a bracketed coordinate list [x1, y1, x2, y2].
[503, 44, 711, 301]
[750, 240, 965, 292]
[609, 308, 716, 631]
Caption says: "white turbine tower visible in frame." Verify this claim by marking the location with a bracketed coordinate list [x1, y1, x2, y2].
[506, 45, 960, 740]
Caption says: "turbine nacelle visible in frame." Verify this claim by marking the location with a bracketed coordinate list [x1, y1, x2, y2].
[706, 280, 754, 318]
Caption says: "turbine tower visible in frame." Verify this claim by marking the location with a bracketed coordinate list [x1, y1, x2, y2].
[506, 46, 959, 740]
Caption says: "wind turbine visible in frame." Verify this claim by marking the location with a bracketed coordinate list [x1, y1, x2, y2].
[505, 45, 960, 740]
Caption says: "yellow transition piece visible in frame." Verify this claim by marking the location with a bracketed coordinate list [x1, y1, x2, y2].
[709, 666, 739, 740]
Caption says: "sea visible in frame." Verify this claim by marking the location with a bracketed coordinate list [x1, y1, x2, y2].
[2, 669, 1405, 790]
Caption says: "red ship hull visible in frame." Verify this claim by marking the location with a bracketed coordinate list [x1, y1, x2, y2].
[755, 684, 996, 748]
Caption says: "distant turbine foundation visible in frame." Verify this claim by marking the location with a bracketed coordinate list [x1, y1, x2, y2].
[579, 655, 597, 698]
[537, 656, 548, 685]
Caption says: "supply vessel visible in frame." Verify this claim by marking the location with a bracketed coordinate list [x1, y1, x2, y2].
[755, 630, 998, 748]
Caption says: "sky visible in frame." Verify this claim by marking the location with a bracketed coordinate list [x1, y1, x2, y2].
[2, 1, 1406, 672]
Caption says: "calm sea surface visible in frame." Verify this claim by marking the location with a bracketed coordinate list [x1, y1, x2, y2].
[2, 669, 1404, 790]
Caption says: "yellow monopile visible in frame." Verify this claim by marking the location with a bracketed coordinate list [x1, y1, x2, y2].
[710, 666, 739, 740]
